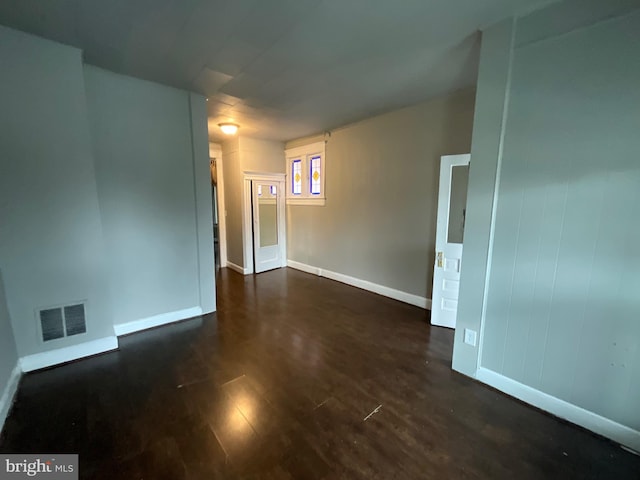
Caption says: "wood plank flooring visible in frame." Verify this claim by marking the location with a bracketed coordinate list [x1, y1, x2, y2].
[1, 267, 638, 479]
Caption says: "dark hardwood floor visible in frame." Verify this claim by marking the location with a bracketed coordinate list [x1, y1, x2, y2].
[1, 267, 638, 479]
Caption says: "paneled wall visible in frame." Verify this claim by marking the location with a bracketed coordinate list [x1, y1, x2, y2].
[453, 0, 640, 448]
[482, 11, 640, 427]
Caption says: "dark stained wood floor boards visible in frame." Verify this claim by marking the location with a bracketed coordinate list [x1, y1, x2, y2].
[1, 267, 638, 479]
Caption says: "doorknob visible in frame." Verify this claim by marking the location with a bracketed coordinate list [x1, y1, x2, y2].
[437, 252, 443, 268]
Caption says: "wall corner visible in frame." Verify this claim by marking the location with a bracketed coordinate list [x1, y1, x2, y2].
[189, 92, 216, 313]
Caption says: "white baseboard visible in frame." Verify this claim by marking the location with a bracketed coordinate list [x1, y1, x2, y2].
[0, 363, 21, 434]
[287, 259, 320, 276]
[20, 336, 118, 373]
[287, 259, 431, 310]
[226, 261, 250, 275]
[114, 306, 203, 337]
[476, 367, 640, 453]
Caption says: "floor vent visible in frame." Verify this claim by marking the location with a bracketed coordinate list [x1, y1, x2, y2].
[39, 303, 87, 342]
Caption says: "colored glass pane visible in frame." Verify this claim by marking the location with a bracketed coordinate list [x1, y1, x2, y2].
[292, 159, 302, 195]
[310, 156, 321, 195]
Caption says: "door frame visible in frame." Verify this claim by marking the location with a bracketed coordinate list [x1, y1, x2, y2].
[209, 143, 227, 268]
[242, 172, 287, 274]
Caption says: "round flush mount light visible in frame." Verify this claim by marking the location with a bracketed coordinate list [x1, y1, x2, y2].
[218, 123, 239, 135]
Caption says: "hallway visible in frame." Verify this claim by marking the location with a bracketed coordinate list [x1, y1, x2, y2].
[1, 268, 637, 479]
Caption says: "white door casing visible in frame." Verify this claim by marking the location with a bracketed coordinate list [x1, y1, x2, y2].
[252, 181, 283, 273]
[209, 143, 227, 267]
[431, 154, 470, 329]
[242, 173, 287, 274]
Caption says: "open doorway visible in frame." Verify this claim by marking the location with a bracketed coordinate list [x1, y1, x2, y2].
[242, 172, 287, 274]
[209, 143, 227, 271]
[210, 158, 220, 270]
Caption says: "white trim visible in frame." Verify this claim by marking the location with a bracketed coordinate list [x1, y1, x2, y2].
[287, 260, 431, 310]
[476, 367, 640, 453]
[287, 259, 321, 276]
[476, 16, 518, 375]
[243, 173, 288, 274]
[242, 176, 254, 274]
[20, 336, 118, 373]
[285, 141, 326, 204]
[287, 198, 326, 206]
[0, 362, 21, 433]
[243, 171, 286, 181]
[226, 261, 250, 275]
[113, 307, 203, 336]
[211, 142, 227, 268]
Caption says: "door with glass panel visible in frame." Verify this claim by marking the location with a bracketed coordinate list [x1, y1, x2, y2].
[252, 182, 283, 273]
[431, 154, 470, 328]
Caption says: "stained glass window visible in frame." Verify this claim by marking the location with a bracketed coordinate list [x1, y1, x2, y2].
[286, 142, 325, 203]
[257, 185, 262, 196]
[310, 155, 321, 195]
[292, 159, 302, 195]
[270, 185, 277, 196]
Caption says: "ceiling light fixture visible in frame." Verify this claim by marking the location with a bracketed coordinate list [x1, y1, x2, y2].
[218, 123, 239, 135]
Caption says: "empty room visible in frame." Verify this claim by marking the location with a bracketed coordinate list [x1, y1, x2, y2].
[0, 0, 639, 478]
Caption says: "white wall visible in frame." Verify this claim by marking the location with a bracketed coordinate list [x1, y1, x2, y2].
[189, 94, 217, 314]
[0, 25, 114, 358]
[241, 137, 286, 174]
[453, 0, 640, 451]
[0, 25, 215, 372]
[220, 136, 285, 269]
[0, 270, 18, 387]
[84, 66, 215, 326]
[286, 89, 476, 300]
[221, 138, 244, 268]
[0, 269, 19, 430]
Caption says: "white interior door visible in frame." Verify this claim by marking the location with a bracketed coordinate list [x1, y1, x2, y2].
[431, 154, 470, 328]
[252, 181, 284, 273]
